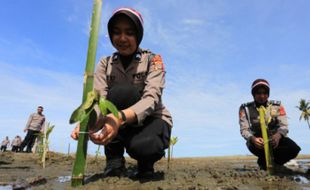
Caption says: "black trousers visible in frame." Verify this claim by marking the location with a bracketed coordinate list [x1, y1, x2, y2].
[247, 136, 301, 168]
[105, 85, 171, 168]
[0, 145, 7, 152]
[11, 146, 20, 152]
[20, 129, 40, 152]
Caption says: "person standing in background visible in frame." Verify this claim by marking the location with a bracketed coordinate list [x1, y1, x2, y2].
[20, 106, 45, 153]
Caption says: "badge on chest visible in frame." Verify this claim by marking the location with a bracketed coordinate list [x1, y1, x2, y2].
[132, 72, 147, 81]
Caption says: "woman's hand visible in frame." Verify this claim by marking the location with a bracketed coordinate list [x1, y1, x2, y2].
[250, 136, 264, 149]
[71, 124, 80, 140]
[89, 113, 121, 145]
[70, 113, 108, 140]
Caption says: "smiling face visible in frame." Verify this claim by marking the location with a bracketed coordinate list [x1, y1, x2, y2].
[253, 86, 269, 104]
[111, 15, 138, 56]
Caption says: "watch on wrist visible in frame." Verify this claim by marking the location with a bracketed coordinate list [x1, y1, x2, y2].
[120, 111, 126, 124]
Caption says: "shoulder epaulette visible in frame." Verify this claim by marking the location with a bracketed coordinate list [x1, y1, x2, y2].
[103, 56, 112, 71]
[141, 48, 152, 54]
[112, 53, 118, 61]
[269, 100, 281, 106]
[241, 101, 254, 108]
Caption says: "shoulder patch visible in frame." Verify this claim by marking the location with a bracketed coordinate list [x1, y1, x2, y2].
[239, 109, 245, 118]
[279, 105, 286, 116]
[112, 53, 118, 62]
[151, 54, 165, 71]
[269, 100, 281, 106]
[141, 49, 152, 54]
[241, 101, 254, 108]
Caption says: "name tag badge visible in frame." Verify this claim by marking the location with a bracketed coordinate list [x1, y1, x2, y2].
[133, 72, 147, 81]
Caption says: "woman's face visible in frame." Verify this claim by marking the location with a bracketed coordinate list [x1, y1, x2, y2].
[111, 15, 138, 56]
[254, 87, 269, 104]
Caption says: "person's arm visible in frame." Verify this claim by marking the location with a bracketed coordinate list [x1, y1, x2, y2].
[94, 57, 109, 98]
[239, 106, 264, 148]
[93, 57, 110, 128]
[270, 104, 288, 148]
[276, 104, 289, 137]
[129, 54, 165, 125]
[24, 114, 33, 132]
[239, 106, 253, 141]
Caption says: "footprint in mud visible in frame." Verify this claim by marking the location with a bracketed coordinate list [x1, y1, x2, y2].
[0, 161, 11, 165]
[0, 154, 14, 165]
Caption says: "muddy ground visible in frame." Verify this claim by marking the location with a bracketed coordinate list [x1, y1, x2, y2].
[0, 151, 310, 190]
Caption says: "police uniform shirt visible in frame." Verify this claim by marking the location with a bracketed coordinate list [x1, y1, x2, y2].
[239, 100, 288, 141]
[1, 139, 9, 146]
[26, 113, 45, 131]
[11, 137, 22, 146]
[94, 48, 173, 127]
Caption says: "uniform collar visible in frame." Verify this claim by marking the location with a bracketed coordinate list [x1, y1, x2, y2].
[112, 48, 142, 64]
[254, 100, 268, 108]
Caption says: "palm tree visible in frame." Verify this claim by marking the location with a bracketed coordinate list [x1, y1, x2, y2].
[296, 99, 310, 129]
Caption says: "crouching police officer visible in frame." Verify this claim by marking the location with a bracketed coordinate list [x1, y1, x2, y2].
[239, 79, 301, 170]
[71, 7, 172, 178]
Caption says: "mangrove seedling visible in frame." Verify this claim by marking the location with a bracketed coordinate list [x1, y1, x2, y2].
[69, 0, 102, 186]
[36, 122, 55, 168]
[167, 136, 178, 169]
[69, 0, 119, 186]
[258, 106, 274, 175]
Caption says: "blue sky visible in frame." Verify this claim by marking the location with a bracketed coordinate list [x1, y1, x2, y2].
[0, 0, 309, 157]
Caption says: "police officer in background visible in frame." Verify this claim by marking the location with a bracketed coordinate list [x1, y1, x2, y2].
[11, 135, 22, 152]
[20, 106, 45, 153]
[239, 79, 301, 170]
[1, 136, 10, 152]
[71, 7, 172, 178]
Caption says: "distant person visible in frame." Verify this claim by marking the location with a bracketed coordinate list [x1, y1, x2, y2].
[239, 79, 301, 170]
[71, 7, 172, 178]
[11, 135, 22, 152]
[1, 136, 10, 152]
[20, 106, 45, 153]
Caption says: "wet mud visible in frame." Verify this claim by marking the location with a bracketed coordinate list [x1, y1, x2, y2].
[0, 152, 309, 190]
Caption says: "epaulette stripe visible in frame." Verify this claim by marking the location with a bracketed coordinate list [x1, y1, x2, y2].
[269, 100, 281, 105]
[142, 49, 152, 54]
[112, 53, 118, 61]
[241, 101, 253, 107]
